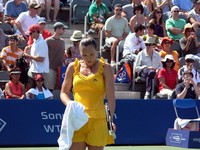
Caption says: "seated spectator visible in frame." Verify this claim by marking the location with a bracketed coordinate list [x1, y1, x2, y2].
[155, 0, 173, 14]
[134, 37, 162, 99]
[4, 67, 25, 99]
[65, 30, 83, 65]
[188, 0, 200, 29]
[88, 0, 112, 34]
[15, 2, 41, 39]
[180, 23, 200, 57]
[129, 3, 148, 33]
[45, 0, 60, 22]
[26, 74, 53, 99]
[4, 0, 28, 27]
[122, 0, 149, 21]
[27, 17, 52, 45]
[0, 35, 23, 71]
[176, 70, 200, 99]
[157, 54, 178, 99]
[172, 0, 193, 14]
[123, 24, 146, 63]
[149, 7, 166, 37]
[104, 4, 129, 67]
[159, 36, 180, 71]
[142, 23, 160, 50]
[27, 0, 45, 16]
[166, 6, 186, 41]
[178, 54, 200, 86]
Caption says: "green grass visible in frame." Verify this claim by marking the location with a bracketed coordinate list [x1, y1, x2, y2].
[0, 146, 199, 150]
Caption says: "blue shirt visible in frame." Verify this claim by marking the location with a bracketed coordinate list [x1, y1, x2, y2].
[172, 0, 193, 12]
[4, 0, 28, 18]
[35, 92, 45, 99]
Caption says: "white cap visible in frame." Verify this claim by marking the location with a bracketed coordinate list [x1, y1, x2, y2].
[185, 54, 195, 61]
[161, 54, 175, 62]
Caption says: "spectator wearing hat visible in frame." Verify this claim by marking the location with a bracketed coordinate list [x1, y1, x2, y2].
[178, 54, 200, 86]
[157, 54, 178, 99]
[46, 22, 68, 91]
[65, 30, 83, 65]
[45, 0, 60, 22]
[27, 17, 52, 45]
[4, 0, 28, 27]
[26, 74, 53, 99]
[180, 23, 199, 57]
[23, 24, 49, 89]
[134, 37, 162, 99]
[188, 0, 200, 29]
[4, 67, 25, 99]
[165, 6, 186, 41]
[0, 35, 23, 71]
[15, 1, 41, 39]
[159, 36, 180, 71]
[26, 0, 45, 16]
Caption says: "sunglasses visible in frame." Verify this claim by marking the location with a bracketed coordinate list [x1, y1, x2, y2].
[146, 44, 156, 46]
[30, 30, 38, 35]
[166, 60, 173, 63]
[164, 41, 171, 44]
[36, 79, 44, 82]
[115, 9, 122, 11]
[156, 11, 162, 14]
[186, 59, 194, 63]
[173, 10, 179, 13]
[40, 23, 46, 25]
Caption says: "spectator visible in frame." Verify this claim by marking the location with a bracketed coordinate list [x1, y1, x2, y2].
[142, 23, 160, 50]
[45, 0, 60, 22]
[166, 6, 186, 41]
[149, 7, 167, 37]
[123, 24, 146, 62]
[46, 22, 68, 91]
[172, 0, 193, 14]
[4, 0, 28, 27]
[65, 30, 83, 65]
[4, 67, 25, 99]
[157, 54, 178, 99]
[129, 3, 148, 33]
[26, 0, 45, 16]
[0, 0, 3, 22]
[155, 0, 173, 14]
[180, 23, 199, 56]
[122, 0, 149, 21]
[60, 37, 116, 149]
[27, 17, 52, 45]
[23, 24, 49, 88]
[143, 0, 156, 13]
[178, 54, 200, 86]
[104, 4, 129, 67]
[188, 0, 200, 29]
[88, 0, 112, 34]
[159, 36, 180, 71]
[26, 74, 53, 99]
[15, 2, 41, 39]
[176, 70, 200, 99]
[0, 35, 23, 71]
[134, 37, 162, 99]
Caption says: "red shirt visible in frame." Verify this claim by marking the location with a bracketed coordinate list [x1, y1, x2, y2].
[5, 81, 23, 99]
[28, 30, 52, 45]
[157, 68, 178, 92]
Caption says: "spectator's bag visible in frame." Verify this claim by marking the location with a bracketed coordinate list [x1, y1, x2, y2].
[115, 62, 132, 83]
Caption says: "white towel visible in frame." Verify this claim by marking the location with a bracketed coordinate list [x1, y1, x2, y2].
[58, 101, 88, 150]
[26, 87, 53, 99]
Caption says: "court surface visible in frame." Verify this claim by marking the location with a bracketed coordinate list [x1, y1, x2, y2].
[0, 146, 199, 150]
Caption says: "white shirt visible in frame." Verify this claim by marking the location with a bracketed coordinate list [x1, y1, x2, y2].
[29, 35, 49, 73]
[123, 33, 146, 57]
[15, 11, 40, 34]
[134, 48, 163, 73]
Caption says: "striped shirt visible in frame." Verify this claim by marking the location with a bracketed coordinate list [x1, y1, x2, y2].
[0, 46, 23, 66]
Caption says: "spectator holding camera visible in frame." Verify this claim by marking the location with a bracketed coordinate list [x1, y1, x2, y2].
[176, 70, 200, 99]
[180, 23, 199, 57]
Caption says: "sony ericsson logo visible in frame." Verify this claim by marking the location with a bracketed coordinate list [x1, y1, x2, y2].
[170, 133, 186, 143]
[0, 118, 6, 132]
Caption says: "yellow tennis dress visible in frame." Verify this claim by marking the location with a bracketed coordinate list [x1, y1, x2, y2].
[72, 58, 114, 146]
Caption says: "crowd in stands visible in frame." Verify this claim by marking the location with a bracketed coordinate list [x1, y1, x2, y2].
[1, 0, 200, 100]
